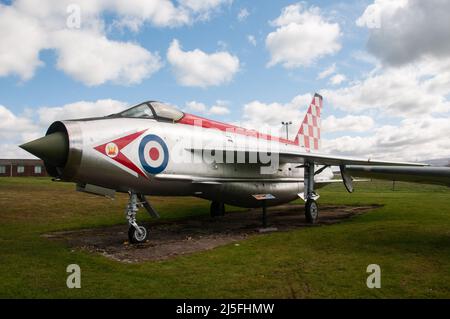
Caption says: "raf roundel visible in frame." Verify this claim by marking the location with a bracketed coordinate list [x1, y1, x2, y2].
[139, 135, 169, 175]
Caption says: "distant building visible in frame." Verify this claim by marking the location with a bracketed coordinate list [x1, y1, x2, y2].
[0, 159, 48, 177]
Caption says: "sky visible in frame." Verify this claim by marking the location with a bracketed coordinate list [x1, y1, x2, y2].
[1, 0, 450, 161]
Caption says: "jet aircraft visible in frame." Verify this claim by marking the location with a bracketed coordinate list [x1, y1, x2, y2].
[20, 94, 449, 243]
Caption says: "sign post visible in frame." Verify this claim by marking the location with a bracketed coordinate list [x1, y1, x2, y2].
[252, 194, 276, 229]
[262, 200, 267, 228]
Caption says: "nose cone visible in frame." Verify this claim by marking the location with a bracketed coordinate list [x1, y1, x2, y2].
[20, 132, 68, 167]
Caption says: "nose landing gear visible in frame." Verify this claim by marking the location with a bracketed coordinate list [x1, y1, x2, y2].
[125, 192, 149, 244]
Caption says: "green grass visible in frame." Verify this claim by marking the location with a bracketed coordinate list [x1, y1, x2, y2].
[0, 177, 449, 298]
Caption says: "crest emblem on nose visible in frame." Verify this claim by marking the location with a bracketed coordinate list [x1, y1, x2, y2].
[105, 142, 119, 158]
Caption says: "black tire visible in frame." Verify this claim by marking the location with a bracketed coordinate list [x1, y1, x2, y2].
[128, 225, 148, 244]
[210, 201, 225, 217]
[305, 199, 319, 224]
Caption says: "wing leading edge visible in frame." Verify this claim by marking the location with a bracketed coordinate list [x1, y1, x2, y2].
[186, 147, 427, 167]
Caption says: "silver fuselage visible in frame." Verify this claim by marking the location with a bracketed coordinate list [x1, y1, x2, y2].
[56, 117, 333, 208]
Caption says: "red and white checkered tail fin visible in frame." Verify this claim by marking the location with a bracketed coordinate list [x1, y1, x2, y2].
[295, 93, 322, 151]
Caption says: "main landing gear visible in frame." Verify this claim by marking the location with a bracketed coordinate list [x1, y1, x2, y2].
[125, 192, 149, 244]
[303, 163, 320, 224]
[305, 199, 319, 224]
[210, 201, 225, 217]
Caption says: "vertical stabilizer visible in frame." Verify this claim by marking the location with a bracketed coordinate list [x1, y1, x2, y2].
[294, 93, 322, 151]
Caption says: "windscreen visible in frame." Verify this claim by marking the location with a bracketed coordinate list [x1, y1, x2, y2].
[119, 104, 154, 118]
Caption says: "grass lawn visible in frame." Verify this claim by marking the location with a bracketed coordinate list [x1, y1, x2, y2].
[0, 177, 449, 298]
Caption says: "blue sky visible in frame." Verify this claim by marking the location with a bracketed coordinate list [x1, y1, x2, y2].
[0, 1, 368, 108]
[1, 0, 449, 161]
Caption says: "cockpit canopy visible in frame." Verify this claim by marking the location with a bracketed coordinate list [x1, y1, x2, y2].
[116, 101, 184, 122]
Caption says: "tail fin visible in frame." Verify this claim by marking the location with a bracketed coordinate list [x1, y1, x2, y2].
[295, 93, 322, 151]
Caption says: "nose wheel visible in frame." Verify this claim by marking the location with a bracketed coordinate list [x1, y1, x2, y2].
[125, 192, 149, 244]
[128, 225, 148, 244]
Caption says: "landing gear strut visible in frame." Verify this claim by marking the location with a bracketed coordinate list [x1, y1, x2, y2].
[304, 162, 319, 224]
[210, 201, 225, 217]
[126, 192, 149, 244]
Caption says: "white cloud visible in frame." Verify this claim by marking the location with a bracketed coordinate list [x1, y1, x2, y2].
[322, 63, 450, 117]
[239, 94, 313, 139]
[186, 101, 207, 113]
[356, 0, 408, 30]
[0, 0, 230, 85]
[357, 0, 450, 66]
[0, 4, 47, 80]
[3, 144, 36, 159]
[329, 74, 346, 85]
[322, 116, 450, 161]
[0, 106, 41, 159]
[238, 91, 450, 161]
[112, 0, 231, 27]
[237, 8, 249, 21]
[0, 99, 128, 159]
[186, 100, 230, 116]
[247, 35, 257, 46]
[266, 3, 341, 68]
[318, 63, 336, 80]
[167, 39, 240, 87]
[322, 115, 374, 133]
[209, 105, 230, 115]
[51, 29, 162, 86]
[0, 105, 40, 142]
[351, 50, 380, 67]
[316, 0, 450, 161]
[110, 0, 189, 28]
[36, 99, 128, 126]
[179, 0, 230, 12]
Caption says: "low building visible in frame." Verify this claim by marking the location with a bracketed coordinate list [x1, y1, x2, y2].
[0, 159, 48, 177]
